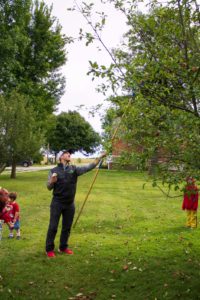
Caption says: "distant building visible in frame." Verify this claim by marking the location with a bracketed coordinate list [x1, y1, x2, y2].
[110, 137, 168, 172]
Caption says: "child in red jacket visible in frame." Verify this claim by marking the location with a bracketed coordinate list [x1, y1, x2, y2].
[7, 192, 20, 239]
[0, 189, 14, 229]
[0, 189, 7, 213]
[182, 177, 199, 228]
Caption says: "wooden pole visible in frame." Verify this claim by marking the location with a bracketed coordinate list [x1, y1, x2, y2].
[73, 97, 133, 228]
[73, 160, 102, 228]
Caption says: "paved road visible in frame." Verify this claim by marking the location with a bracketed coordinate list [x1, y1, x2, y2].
[5, 165, 56, 173]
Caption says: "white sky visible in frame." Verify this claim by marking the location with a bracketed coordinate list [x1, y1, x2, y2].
[43, 0, 128, 133]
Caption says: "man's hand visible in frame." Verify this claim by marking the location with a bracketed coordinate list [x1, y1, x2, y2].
[93, 151, 107, 165]
[50, 173, 57, 184]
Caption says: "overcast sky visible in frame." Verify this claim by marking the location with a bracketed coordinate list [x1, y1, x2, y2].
[43, 0, 128, 133]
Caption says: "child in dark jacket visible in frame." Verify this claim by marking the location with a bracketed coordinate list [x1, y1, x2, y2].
[182, 177, 199, 228]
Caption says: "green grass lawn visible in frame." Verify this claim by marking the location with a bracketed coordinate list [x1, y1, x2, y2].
[0, 170, 200, 300]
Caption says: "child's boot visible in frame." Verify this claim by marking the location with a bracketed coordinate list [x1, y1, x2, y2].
[9, 232, 14, 238]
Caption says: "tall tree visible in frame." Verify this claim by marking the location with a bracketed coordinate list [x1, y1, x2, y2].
[0, 91, 43, 178]
[47, 111, 101, 156]
[72, 0, 200, 189]
[0, 0, 68, 176]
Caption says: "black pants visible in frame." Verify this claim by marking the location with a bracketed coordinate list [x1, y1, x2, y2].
[45, 201, 75, 252]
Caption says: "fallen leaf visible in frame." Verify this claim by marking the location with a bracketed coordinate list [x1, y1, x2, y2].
[138, 268, 143, 272]
[76, 293, 83, 297]
[116, 226, 122, 229]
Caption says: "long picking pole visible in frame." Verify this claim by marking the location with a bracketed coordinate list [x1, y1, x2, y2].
[73, 98, 133, 228]
[73, 160, 102, 228]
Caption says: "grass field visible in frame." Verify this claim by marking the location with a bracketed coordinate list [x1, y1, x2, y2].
[0, 169, 200, 300]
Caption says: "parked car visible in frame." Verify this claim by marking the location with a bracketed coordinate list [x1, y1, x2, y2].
[20, 160, 33, 167]
[6, 160, 33, 167]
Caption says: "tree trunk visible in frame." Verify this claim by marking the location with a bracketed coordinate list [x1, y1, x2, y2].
[0, 163, 6, 174]
[148, 149, 159, 175]
[11, 162, 17, 179]
[55, 153, 57, 164]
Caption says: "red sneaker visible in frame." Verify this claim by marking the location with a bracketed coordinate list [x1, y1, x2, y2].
[58, 248, 74, 255]
[46, 251, 56, 258]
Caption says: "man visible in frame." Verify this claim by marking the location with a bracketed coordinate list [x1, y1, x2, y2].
[45, 149, 106, 258]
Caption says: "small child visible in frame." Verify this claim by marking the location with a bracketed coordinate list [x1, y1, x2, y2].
[182, 177, 199, 228]
[0, 189, 8, 213]
[0, 189, 14, 230]
[8, 192, 20, 239]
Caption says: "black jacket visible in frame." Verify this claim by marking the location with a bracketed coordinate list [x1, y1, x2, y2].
[47, 162, 97, 205]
